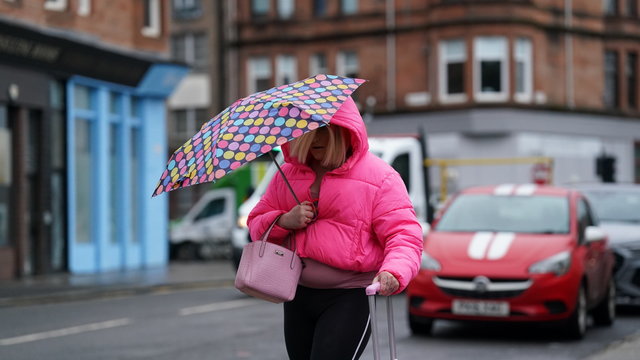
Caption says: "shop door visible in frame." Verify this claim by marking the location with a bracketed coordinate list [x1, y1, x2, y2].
[26, 109, 53, 275]
[0, 104, 14, 279]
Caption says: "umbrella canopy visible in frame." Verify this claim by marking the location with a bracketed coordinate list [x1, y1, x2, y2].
[153, 74, 367, 197]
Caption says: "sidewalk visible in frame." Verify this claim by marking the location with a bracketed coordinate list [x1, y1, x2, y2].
[0, 260, 237, 308]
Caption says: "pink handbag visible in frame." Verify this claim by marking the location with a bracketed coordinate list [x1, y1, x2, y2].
[234, 218, 303, 303]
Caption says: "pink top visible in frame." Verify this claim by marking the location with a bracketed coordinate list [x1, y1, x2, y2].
[299, 258, 377, 289]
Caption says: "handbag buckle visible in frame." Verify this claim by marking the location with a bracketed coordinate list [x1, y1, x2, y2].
[274, 250, 285, 256]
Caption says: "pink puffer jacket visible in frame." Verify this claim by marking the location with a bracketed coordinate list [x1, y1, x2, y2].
[247, 97, 423, 293]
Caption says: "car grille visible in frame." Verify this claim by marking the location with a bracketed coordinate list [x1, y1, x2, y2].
[434, 276, 532, 299]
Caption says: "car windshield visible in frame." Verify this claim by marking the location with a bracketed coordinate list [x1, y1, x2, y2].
[435, 194, 570, 234]
[581, 190, 640, 223]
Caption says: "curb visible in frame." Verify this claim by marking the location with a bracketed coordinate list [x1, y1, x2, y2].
[0, 279, 235, 308]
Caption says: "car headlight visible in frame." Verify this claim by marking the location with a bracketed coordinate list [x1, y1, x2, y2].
[421, 251, 441, 271]
[237, 215, 248, 229]
[528, 251, 571, 276]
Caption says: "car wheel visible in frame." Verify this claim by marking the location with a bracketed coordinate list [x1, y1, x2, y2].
[408, 314, 434, 336]
[592, 279, 616, 326]
[564, 283, 587, 340]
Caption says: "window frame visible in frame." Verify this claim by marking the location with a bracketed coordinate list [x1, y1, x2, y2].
[473, 36, 509, 103]
[77, 0, 91, 16]
[514, 37, 533, 103]
[439, 39, 468, 104]
[309, 53, 328, 77]
[277, 0, 295, 19]
[44, 0, 68, 11]
[604, 50, 620, 109]
[276, 55, 297, 86]
[247, 56, 272, 94]
[336, 50, 359, 78]
[341, 0, 358, 15]
[142, 0, 162, 38]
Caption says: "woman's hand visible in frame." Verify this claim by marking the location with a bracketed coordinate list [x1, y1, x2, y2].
[372, 271, 399, 296]
[277, 201, 315, 230]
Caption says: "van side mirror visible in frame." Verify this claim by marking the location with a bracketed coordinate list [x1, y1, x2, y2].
[585, 226, 606, 243]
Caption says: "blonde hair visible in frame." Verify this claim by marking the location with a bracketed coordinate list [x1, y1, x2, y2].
[289, 125, 348, 168]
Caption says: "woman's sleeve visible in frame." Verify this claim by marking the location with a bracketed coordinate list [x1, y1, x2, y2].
[247, 171, 292, 242]
[371, 171, 424, 294]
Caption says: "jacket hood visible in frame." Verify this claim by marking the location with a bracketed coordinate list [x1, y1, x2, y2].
[282, 97, 369, 173]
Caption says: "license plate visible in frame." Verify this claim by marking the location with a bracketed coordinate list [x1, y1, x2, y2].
[452, 300, 509, 317]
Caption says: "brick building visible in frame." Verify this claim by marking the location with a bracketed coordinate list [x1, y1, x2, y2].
[166, 0, 231, 219]
[0, 0, 186, 279]
[227, 0, 640, 190]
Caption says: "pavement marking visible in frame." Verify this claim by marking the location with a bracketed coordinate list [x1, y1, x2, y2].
[179, 298, 259, 316]
[0, 318, 131, 346]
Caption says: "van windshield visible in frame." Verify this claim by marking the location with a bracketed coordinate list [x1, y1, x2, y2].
[436, 194, 570, 234]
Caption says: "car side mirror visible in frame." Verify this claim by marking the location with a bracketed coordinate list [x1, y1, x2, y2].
[585, 226, 606, 243]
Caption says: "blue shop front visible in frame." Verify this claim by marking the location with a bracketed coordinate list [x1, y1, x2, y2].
[0, 18, 187, 278]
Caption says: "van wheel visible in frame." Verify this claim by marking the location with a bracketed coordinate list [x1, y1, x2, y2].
[408, 314, 434, 336]
[176, 242, 197, 260]
[564, 283, 587, 339]
[593, 280, 615, 326]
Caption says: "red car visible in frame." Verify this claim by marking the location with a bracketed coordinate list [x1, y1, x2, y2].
[407, 184, 615, 339]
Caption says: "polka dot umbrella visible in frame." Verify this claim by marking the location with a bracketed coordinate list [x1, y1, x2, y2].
[153, 74, 367, 198]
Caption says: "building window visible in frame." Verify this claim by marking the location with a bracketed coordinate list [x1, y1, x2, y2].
[44, 0, 67, 11]
[0, 105, 9, 248]
[73, 85, 95, 244]
[77, 0, 90, 16]
[172, 0, 201, 19]
[628, 0, 638, 17]
[314, 0, 327, 17]
[171, 33, 209, 72]
[310, 53, 328, 76]
[635, 141, 640, 184]
[252, 0, 269, 17]
[341, 0, 358, 15]
[605, 0, 619, 15]
[142, 0, 162, 38]
[628, 52, 638, 109]
[172, 109, 189, 136]
[474, 36, 508, 102]
[604, 50, 620, 108]
[276, 55, 297, 85]
[277, 0, 294, 19]
[514, 37, 533, 103]
[439, 39, 467, 103]
[247, 56, 271, 94]
[337, 51, 359, 78]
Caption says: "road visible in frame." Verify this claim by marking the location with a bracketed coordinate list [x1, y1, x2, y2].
[0, 286, 639, 360]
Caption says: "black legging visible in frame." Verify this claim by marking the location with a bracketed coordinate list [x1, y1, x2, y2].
[284, 286, 371, 360]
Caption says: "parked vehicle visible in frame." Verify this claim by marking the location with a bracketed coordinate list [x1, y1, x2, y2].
[572, 183, 640, 305]
[169, 188, 236, 260]
[406, 184, 616, 339]
[169, 159, 272, 260]
[231, 136, 430, 269]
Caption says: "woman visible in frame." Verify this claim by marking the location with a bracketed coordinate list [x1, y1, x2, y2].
[247, 96, 423, 360]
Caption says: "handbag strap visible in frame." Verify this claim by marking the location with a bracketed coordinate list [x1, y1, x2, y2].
[257, 216, 299, 270]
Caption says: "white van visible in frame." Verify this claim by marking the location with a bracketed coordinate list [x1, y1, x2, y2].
[231, 137, 430, 268]
[169, 187, 236, 260]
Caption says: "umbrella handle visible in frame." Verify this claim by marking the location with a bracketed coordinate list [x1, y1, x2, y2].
[269, 152, 301, 205]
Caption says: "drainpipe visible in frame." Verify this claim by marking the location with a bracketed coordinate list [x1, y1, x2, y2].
[565, 0, 575, 108]
[225, 0, 238, 102]
[386, 0, 396, 112]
